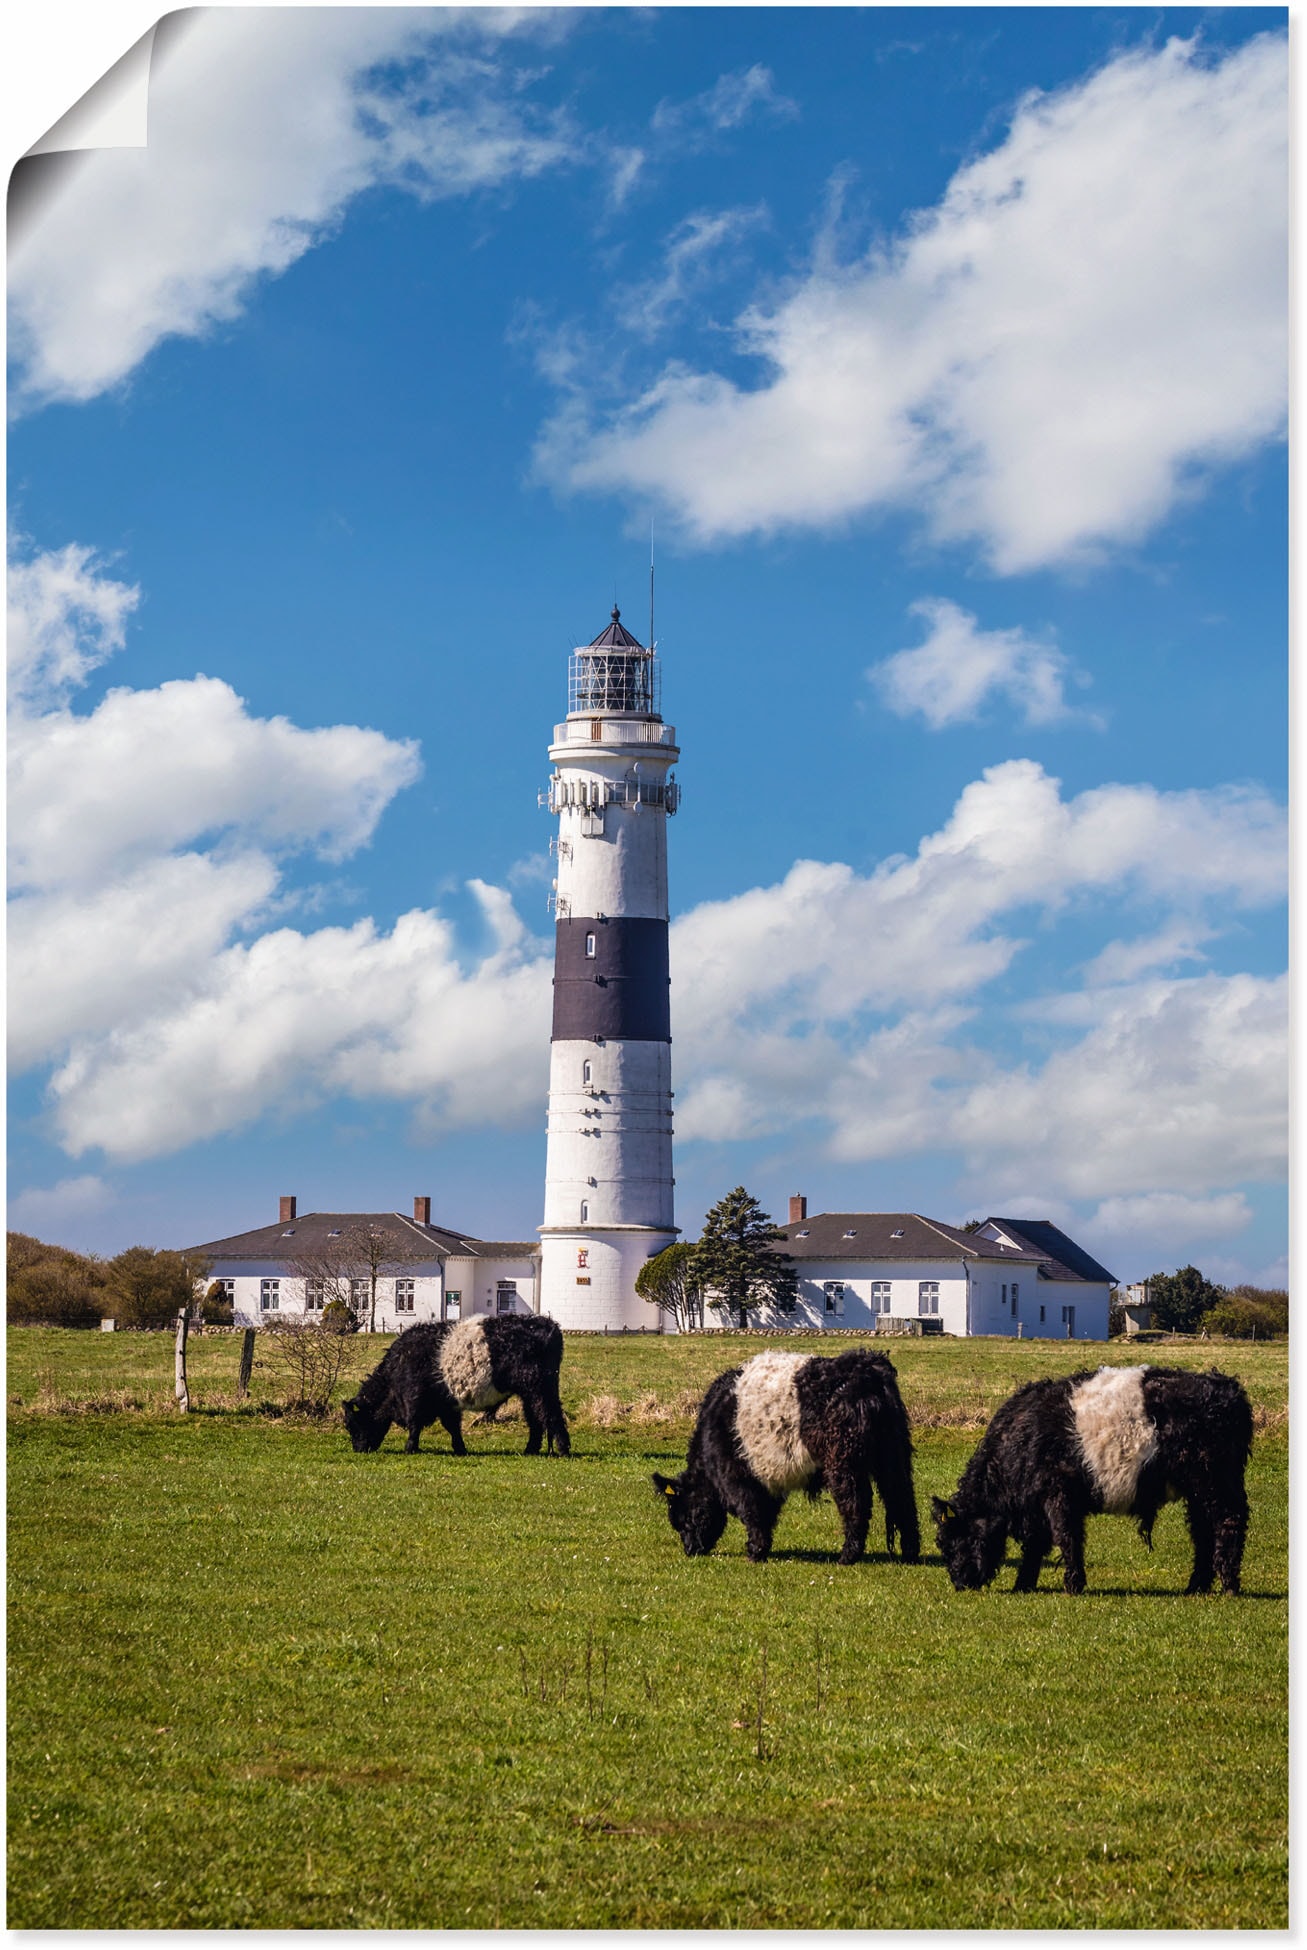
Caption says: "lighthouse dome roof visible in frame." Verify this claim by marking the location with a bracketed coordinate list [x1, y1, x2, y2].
[588, 605, 646, 652]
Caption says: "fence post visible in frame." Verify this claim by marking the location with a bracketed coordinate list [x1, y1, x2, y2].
[237, 1327, 256, 1398]
[174, 1309, 190, 1413]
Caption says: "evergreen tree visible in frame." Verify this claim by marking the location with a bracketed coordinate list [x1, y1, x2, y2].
[694, 1187, 798, 1330]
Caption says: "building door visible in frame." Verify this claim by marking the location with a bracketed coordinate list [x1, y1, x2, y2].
[1062, 1304, 1076, 1339]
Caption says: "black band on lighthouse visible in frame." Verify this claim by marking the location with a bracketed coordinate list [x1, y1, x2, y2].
[552, 916, 671, 1042]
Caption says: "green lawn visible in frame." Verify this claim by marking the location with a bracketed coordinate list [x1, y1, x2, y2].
[7, 1328, 1288, 1927]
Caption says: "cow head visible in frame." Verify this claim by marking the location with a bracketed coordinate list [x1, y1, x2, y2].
[652, 1471, 727, 1557]
[342, 1396, 389, 1452]
[932, 1495, 1007, 1591]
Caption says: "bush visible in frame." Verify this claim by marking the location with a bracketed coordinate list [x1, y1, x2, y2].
[105, 1246, 209, 1329]
[261, 1315, 361, 1412]
[1199, 1286, 1288, 1340]
[7, 1232, 109, 1327]
[321, 1298, 359, 1334]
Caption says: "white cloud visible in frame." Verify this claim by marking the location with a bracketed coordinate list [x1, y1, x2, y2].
[9, 1175, 111, 1234]
[651, 64, 799, 140]
[546, 34, 1286, 573]
[8, 544, 422, 1068]
[617, 206, 769, 339]
[48, 889, 552, 1164]
[1085, 1190, 1253, 1248]
[9, 10, 579, 409]
[7, 542, 139, 706]
[870, 597, 1091, 729]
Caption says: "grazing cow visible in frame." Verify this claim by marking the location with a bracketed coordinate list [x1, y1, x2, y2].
[652, 1348, 920, 1565]
[932, 1365, 1252, 1596]
[343, 1315, 570, 1457]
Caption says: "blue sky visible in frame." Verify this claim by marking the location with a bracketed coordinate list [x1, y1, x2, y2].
[8, 6, 1287, 1286]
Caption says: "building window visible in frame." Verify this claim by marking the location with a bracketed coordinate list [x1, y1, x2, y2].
[582, 1059, 593, 1086]
[304, 1279, 324, 1312]
[215, 1278, 235, 1304]
[1039, 1304, 1046, 1324]
[496, 1280, 517, 1316]
[444, 1290, 461, 1321]
[1011, 1282, 1019, 1315]
[395, 1278, 416, 1314]
[918, 1281, 940, 1316]
[584, 932, 596, 959]
[823, 1282, 845, 1317]
[260, 1279, 280, 1313]
[590, 718, 603, 741]
[580, 1201, 589, 1222]
[577, 1248, 588, 1268]
[349, 1278, 369, 1312]
[1001, 1283, 1007, 1307]
[871, 1281, 891, 1315]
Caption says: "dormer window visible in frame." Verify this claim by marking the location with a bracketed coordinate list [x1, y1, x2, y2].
[796, 1228, 810, 1238]
[890, 1228, 904, 1239]
[281, 1228, 296, 1237]
[584, 932, 596, 959]
[842, 1228, 857, 1238]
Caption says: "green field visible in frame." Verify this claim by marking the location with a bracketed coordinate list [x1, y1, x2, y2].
[7, 1328, 1288, 1927]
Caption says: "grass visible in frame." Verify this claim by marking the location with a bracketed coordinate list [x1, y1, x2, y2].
[7, 1327, 1288, 1927]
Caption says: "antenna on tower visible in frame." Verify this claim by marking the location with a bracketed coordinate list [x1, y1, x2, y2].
[649, 520, 655, 653]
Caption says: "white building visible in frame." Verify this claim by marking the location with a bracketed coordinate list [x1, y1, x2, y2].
[192, 1196, 539, 1331]
[538, 608, 681, 1329]
[770, 1200, 1115, 1340]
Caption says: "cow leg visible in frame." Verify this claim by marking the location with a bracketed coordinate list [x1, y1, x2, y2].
[544, 1389, 571, 1457]
[734, 1484, 781, 1562]
[404, 1424, 422, 1454]
[1048, 1499, 1087, 1595]
[825, 1468, 872, 1565]
[1013, 1514, 1051, 1592]
[1213, 1488, 1249, 1595]
[1185, 1497, 1217, 1594]
[440, 1404, 467, 1456]
[520, 1393, 545, 1456]
[871, 1449, 921, 1564]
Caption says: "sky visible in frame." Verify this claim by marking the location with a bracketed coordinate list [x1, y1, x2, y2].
[7, 5, 1288, 1289]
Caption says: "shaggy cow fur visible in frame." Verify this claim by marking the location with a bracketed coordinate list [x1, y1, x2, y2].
[343, 1315, 570, 1456]
[653, 1348, 920, 1565]
[932, 1365, 1252, 1596]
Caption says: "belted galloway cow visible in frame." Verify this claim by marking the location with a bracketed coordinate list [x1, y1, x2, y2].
[653, 1347, 920, 1564]
[343, 1315, 570, 1456]
[933, 1364, 1251, 1595]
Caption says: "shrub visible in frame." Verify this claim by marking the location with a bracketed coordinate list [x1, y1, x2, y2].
[7, 1232, 109, 1327]
[261, 1315, 361, 1412]
[1200, 1286, 1288, 1339]
[321, 1298, 359, 1334]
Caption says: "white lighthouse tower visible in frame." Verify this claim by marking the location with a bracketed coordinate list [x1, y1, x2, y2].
[539, 607, 680, 1329]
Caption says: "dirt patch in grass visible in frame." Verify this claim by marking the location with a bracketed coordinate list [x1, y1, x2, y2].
[583, 1388, 703, 1428]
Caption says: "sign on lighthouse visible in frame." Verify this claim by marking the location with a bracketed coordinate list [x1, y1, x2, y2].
[539, 608, 680, 1329]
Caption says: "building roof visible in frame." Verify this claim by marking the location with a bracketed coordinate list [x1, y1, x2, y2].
[187, 1211, 524, 1263]
[981, 1218, 1116, 1286]
[773, 1211, 1113, 1284]
[586, 605, 646, 652]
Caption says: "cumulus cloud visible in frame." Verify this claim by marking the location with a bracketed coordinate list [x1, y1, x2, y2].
[870, 597, 1091, 729]
[545, 34, 1287, 572]
[1085, 1190, 1253, 1249]
[8, 1175, 111, 1233]
[9, 9, 580, 409]
[49, 887, 552, 1164]
[8, 543, 422, 1069]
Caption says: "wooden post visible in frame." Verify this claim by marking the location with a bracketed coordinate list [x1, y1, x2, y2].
[174, 1309, 190, 1413]
[237, 1327, 256, 1398]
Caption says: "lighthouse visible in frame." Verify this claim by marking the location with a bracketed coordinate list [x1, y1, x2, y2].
[539, 607, 680, 1329]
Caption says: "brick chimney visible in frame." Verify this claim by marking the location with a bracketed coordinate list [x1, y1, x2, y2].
[414, 1196, 431, 1225]
[789, 1194, 807, 1224]
[280, 1195, 296, 1223]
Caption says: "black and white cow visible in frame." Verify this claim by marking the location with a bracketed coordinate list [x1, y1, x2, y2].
[653, 1348, 920, 1565]
[932, 1365, 1252, 1596]
[343, 1315, 571, 1456]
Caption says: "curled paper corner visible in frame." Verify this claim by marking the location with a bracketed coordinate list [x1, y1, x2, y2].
[9, 10, 202, 252]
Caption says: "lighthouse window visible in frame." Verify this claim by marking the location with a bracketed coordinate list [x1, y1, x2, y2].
[584, 932, 596, 958]
[580, 1201, 589, 1222]
[582, 1060, 593, 1086]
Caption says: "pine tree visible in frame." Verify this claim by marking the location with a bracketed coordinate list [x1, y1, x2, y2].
[694, 1187, 798, 1330]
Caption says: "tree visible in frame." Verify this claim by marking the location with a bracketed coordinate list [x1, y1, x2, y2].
[105, 1246, 210, 1329]
[635, 1241, 704, 1333]
[1146, 1265, 1227, 1336]
[260, 1314, 362, 1412]
[294, 1222, 425, 1332]
[694, 1187, 798, 1330]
